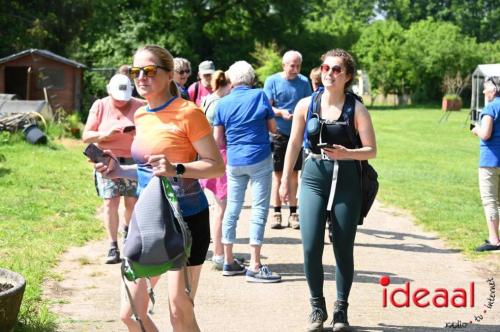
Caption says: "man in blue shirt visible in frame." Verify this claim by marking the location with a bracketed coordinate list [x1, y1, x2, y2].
[264, 50, 312, 230]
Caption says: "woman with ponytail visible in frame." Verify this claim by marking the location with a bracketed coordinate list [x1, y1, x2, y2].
[200, 70, 232, 269]
[95, 44, 224, 332]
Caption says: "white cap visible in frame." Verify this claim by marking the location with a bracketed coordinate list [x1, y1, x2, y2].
[107, 74, 132, 101]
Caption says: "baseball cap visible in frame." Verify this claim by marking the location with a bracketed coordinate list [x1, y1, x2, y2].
[107, 74, 133, 101]
[198, 60, 215, 75]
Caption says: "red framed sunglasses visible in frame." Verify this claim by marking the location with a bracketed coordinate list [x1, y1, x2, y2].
[320, 64, 343, 75]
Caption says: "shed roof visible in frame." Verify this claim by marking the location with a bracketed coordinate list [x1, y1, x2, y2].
[0, 49, 86, 68]
[472, 64, 500, 77]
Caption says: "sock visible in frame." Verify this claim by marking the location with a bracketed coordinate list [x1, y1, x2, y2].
[290, 206, 297, 214]
[274, 206, 281, 214]
[110, 241, 118, 249]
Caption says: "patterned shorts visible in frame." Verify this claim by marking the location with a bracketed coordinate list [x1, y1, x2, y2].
[94, 158, 138, 199]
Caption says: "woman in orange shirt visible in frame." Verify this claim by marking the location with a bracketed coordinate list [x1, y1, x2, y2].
[96, 45, 224, 332]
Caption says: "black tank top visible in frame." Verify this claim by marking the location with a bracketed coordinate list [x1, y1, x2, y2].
[308, 112, 356, 154]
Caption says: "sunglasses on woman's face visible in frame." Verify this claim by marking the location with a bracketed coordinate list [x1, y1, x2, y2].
[129, 65, 168, 79]
[320, 64, 342, 75]
[176, 69, 191, 75]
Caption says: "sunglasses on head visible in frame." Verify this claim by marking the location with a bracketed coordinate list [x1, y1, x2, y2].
[176, 69, 191, 75]
[320, 64, 342, 75]
[129, 65, 168, 79]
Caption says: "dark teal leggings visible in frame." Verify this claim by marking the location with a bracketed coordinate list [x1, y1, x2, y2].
[299, 158, 362, 301]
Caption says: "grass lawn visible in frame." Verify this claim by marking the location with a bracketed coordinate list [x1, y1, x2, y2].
[0, 135, 103, 331]
[369, 107, 486, 254]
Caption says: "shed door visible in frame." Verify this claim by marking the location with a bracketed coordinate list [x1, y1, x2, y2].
[5, 66, 29, 99]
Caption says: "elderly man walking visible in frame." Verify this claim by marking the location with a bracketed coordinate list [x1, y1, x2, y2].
[264, 50, 312, 230]
[214, 61, 281, 283]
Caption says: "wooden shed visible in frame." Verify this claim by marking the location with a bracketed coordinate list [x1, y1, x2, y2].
[0, 49, 86, 113]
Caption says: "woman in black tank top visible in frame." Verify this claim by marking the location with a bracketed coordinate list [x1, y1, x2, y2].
[279, 49, 377, 332]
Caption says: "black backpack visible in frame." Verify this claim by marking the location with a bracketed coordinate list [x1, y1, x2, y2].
[308, 88, 379, 225]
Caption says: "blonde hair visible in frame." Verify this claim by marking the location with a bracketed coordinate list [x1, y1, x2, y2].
[309, 67, 322, 88]
[211, 70, 230, 91]
[134, 45, 179, 97]
[173, 57, 191, 73]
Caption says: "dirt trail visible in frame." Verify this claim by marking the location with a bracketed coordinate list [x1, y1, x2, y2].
[44, 196, 500, 332]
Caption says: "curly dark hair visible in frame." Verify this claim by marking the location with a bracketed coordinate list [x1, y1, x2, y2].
[320, 49, 356, 91]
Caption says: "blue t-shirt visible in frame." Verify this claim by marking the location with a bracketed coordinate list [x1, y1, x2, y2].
[213, 86, 274, 166]
[480, 97, 500, 167]
[135, 164, 208, 217]
[263, 73, 312, 136]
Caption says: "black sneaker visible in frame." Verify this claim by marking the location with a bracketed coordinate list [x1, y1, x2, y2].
[105, 247, 121, 264]
[332, 300, 349, 332]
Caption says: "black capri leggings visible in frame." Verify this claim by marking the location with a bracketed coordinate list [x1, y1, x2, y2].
[299, 159, 362, 301]
[184, 208, 211, 266]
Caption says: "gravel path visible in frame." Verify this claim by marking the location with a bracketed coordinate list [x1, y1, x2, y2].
[44, 194, 500, 332]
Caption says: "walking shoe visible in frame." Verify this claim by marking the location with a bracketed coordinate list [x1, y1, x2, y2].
[222, 260, 246, 276]
[270, 213, 282, 229]
[307, 297, 328, 332]
[475, 241, 500, 252]
[211, 255, 224, 270]
[289, 212, 300, 229]
[105, 247, 121, 264]
[245, 265, 281, 283]
[332, 300, 349, 332]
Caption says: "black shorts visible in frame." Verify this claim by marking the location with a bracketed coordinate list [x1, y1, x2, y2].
[271, 132, 303, 172]
[184, 208, 210, 266]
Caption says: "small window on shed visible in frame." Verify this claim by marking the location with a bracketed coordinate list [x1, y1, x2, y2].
[36, 68, 65, 90]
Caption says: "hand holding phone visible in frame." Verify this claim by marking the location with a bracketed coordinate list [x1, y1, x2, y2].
[317, 142, 335, 149]
[83, 144, 111, 166]
[469, 123, 476, 131]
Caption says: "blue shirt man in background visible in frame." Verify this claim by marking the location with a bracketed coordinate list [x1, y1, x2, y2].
[264, 50, 312, 230]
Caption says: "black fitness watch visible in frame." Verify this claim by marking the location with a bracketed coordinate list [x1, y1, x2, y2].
[175, 163, 186, 177]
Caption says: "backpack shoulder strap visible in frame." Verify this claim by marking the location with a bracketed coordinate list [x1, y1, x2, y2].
[342, 92, 362, 148]
[303, 87, 324, 147]
[193, 81, 200, 103]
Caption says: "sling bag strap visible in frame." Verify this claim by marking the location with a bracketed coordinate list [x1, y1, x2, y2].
[121, 176, 194, 329]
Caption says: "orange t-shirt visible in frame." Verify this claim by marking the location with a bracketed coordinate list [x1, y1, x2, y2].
[85, 96, 144, 157]
[131, 97, 212, 164]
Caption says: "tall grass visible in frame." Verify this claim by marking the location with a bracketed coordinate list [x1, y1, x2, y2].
[369, 108, 485, 254]
[0, 135, 102, 331]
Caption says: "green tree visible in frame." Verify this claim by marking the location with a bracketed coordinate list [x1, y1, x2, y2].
[354, 20, 408, 98]
[378, 0, 500, 42]
[402, 18, 481, 102]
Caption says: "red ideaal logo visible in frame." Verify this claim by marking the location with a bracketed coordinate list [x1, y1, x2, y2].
[379, 275, 475, 308]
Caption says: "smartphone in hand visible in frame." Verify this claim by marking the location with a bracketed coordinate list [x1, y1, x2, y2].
[122, 125, 136, 133]
[317, 142, 335, 149]
[469, 123, 476, 131]
[83, 144, 111, 165]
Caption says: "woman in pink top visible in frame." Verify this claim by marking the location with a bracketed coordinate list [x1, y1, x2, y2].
[83, 74, 144, 264]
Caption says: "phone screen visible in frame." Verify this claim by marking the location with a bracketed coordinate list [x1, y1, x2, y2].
[317, 143, 334, 149]
[123, 125, 136, 133]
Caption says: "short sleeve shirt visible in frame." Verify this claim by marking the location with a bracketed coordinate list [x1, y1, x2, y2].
[84, 96, 144, 157]
[480, 97, 500, 167]
[188, 81, 213, 107]
[131, 97, 212, 216]
[263, 73, 312, 136]
[213, 86, 274, 166]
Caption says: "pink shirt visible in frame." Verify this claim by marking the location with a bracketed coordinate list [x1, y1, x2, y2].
[85, 96, 144, 157]
[187, 81, 213, 106]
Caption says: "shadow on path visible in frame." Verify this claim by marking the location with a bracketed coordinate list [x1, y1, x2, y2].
[355, 242, 460, 254]
[357, 228, 439, 241]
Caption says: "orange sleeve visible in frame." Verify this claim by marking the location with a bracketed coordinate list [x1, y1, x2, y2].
[184, 106, 212, 143]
